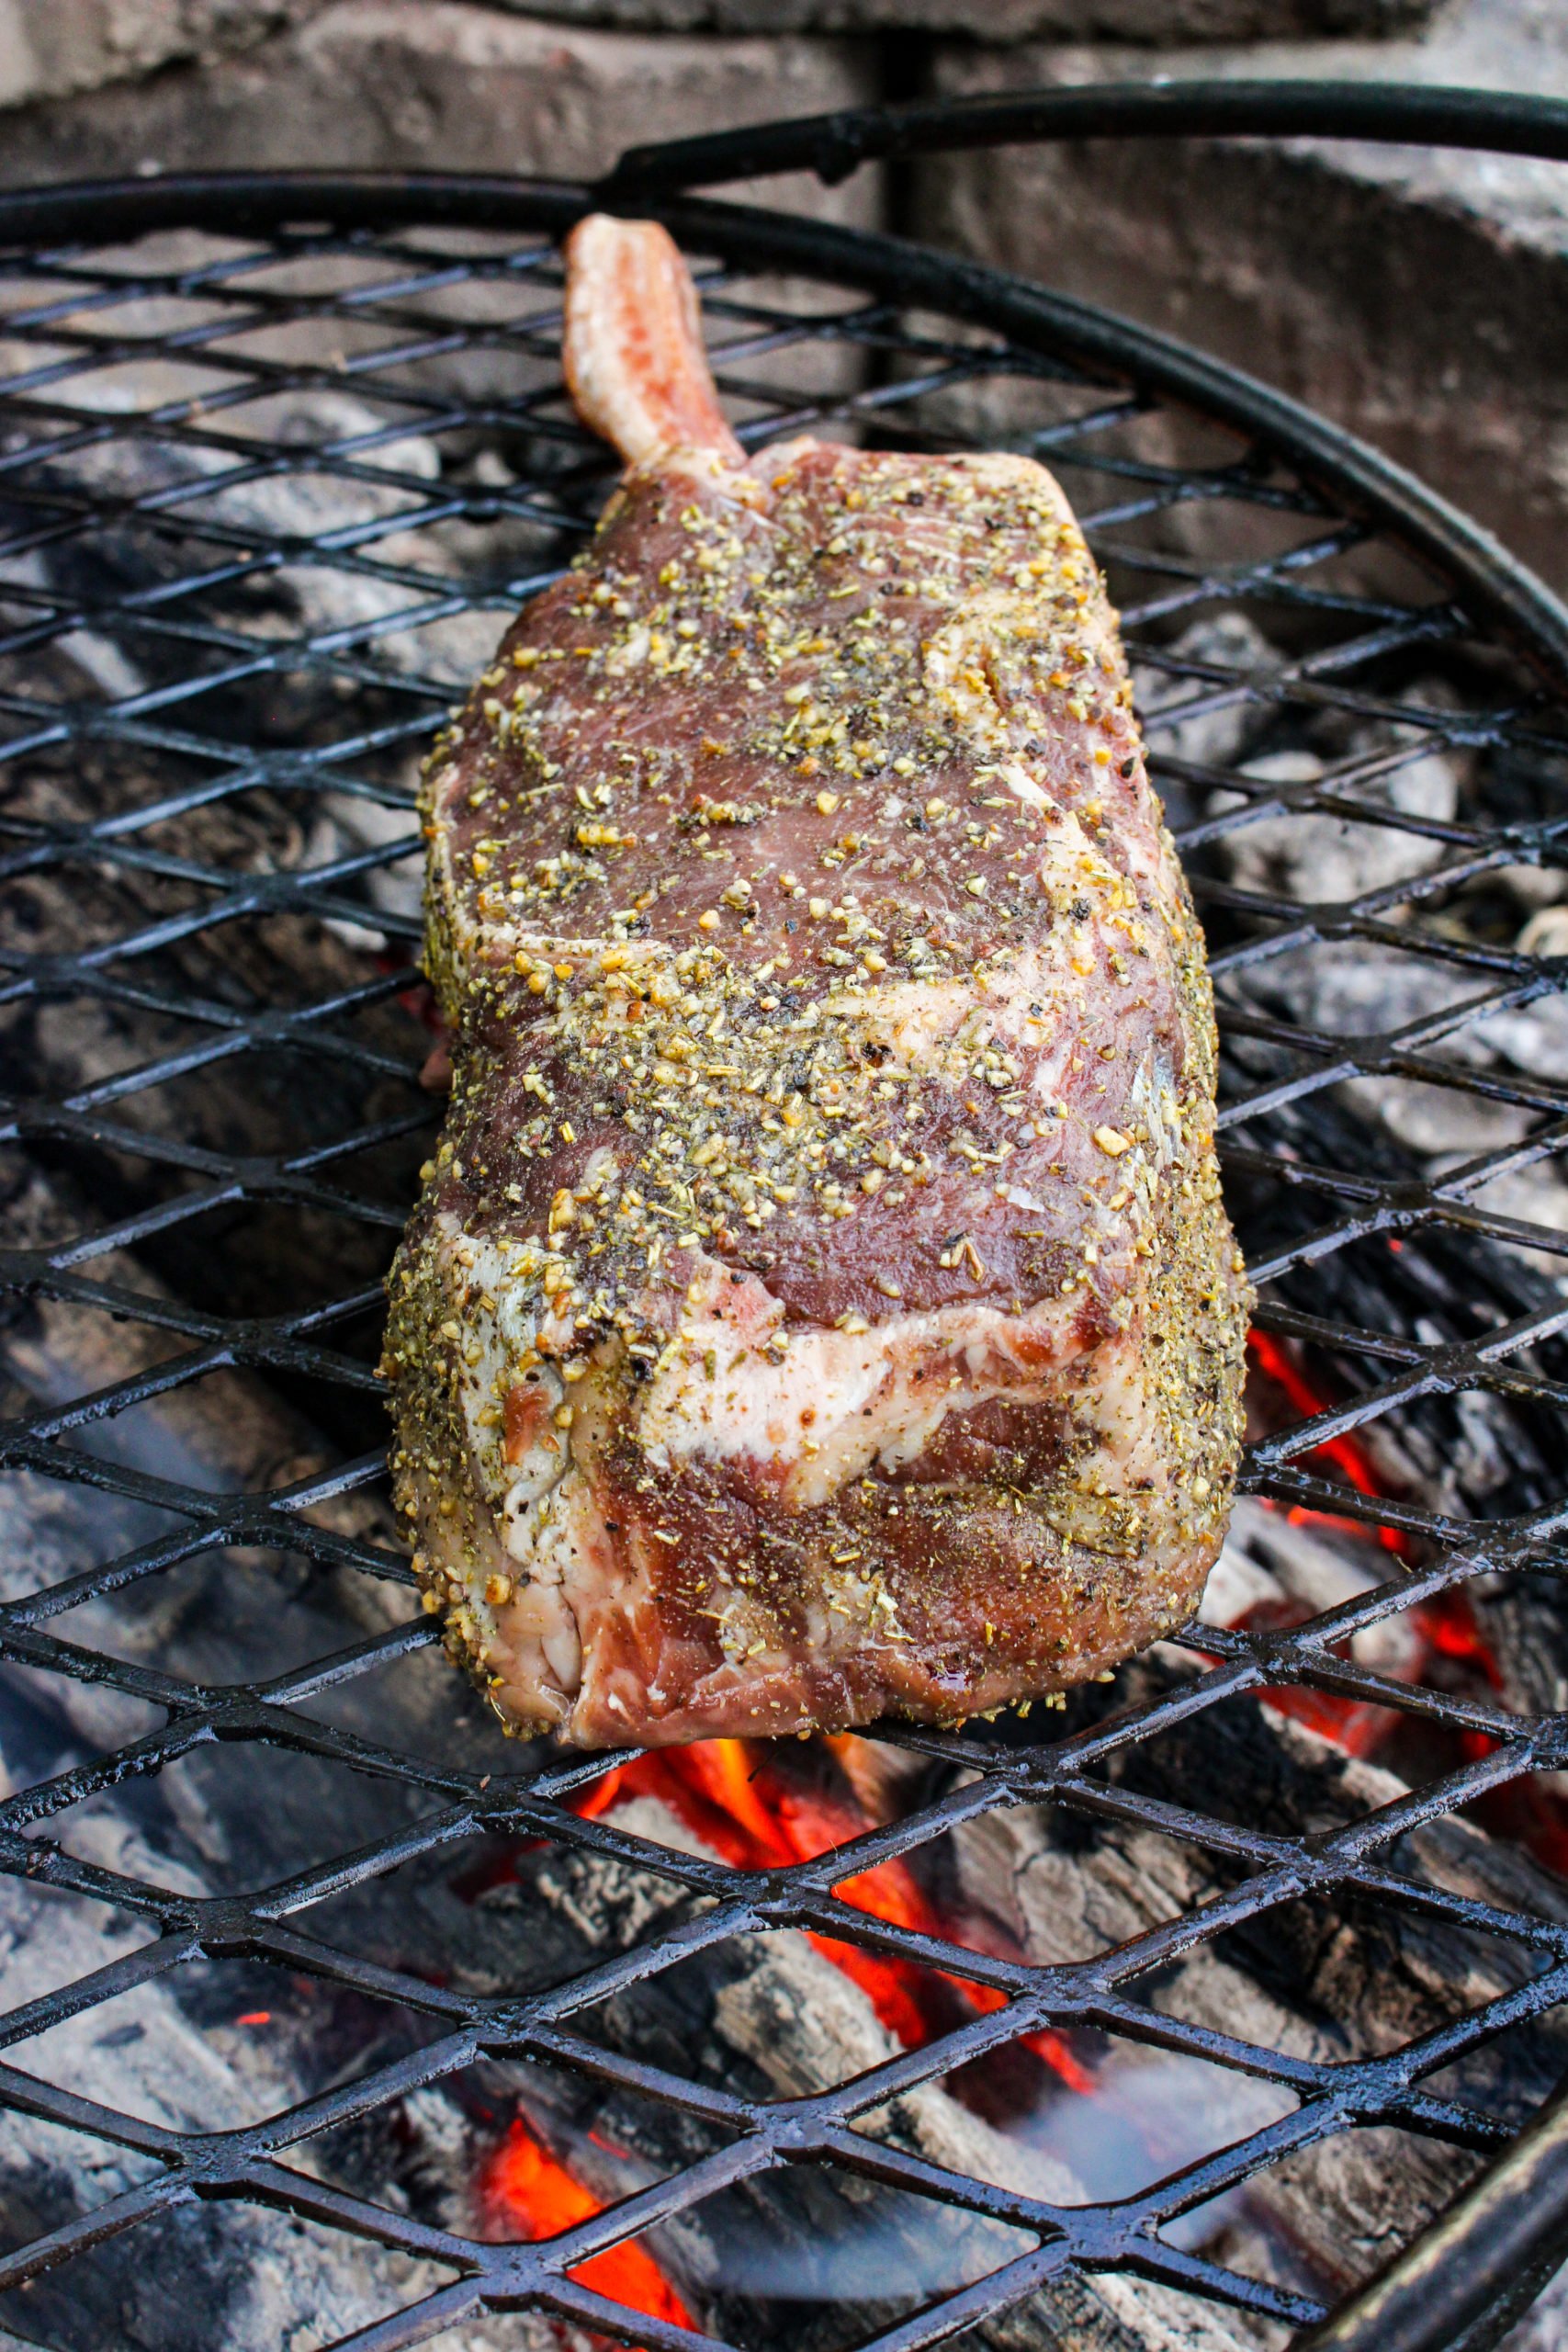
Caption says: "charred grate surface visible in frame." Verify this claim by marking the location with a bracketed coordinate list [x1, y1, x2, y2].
[2, 180, 1568, 2352]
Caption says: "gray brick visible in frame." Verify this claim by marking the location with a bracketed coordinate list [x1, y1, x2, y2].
[0, 8, 884, 422]
[0, 0, 324, 112]
[0, 2, 879, 225]
[914, 0, 1568, 590]
[450, 0, 1440, 39]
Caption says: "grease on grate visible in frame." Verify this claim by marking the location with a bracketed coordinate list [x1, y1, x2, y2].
[4, 210, 1568, 2352]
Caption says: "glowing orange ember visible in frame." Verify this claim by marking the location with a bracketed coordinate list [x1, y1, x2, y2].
[478, 1322, 1568, 2294]
[479, 2114, 693, 2331]
[1247, 1329, 1406, 1553]
[573, 1737, 1092, 2091]
[1239, 1330, 1568, 1875]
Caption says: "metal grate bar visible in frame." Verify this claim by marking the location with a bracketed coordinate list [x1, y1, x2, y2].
[2, 164, 1568, 2352]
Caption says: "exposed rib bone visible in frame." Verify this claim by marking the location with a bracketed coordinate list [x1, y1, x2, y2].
[562, 214, 744, 470]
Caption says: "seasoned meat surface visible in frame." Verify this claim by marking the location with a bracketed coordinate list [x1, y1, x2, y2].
[384, 216, 1250, 1747]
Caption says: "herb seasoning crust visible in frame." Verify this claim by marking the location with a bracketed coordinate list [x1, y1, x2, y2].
[383, 218, 1250, 1748]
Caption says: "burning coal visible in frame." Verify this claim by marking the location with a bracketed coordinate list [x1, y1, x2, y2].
[6, 300, 1568, 2352]
[479, 2112, 694, 2329]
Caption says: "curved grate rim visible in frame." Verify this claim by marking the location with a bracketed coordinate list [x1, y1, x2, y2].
[1, 186, 1568, 2352]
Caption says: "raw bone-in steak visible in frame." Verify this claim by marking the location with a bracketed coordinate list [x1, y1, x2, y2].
[384, 215, 1251, 1747]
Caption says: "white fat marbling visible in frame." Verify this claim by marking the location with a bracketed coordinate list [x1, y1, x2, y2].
[633, 1261, 1091, 1509]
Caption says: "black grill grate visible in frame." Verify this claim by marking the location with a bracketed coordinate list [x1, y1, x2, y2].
[4, 169, 1568, 2352]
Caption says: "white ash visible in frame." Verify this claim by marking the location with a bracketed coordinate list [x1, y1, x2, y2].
[1134, 611, 1279, 782]
[1470, 991, 1568, 1085]
[1439, 1155, 1568, 1287]
[950, 1681, 1568, 2326]
[1182, 612, 1568, 1276]
[533, 1790, 717, 1949]
[1, 1170, 403, 1622]
[1208, 727, 1462, 910]
[0, 1265, 558, 2348]
[5, 386, 421, 668]
[1201, 1495, 1422, 1682]
[1232, 935, 1568, 1279]
[0, 379, 515, 704]
[1502, 865, 1568, 914]
[1519, 904, 1568, 958]
[713, 1937, 1075, 2313]
[540, 1796, 1260, 2352]
[1397, 1340, 1517, 1506]
[0, 1671, 533, 2352]
[306, 775, 423, 944]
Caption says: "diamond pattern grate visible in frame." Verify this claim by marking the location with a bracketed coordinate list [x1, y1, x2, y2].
[2, 180, 1568, 2352]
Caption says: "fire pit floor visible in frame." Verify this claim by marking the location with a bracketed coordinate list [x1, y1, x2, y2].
[4, 149, 1568, 2352]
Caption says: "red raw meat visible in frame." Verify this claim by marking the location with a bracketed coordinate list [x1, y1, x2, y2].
[383, 216, 1250, 1747]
